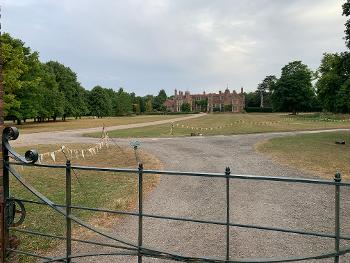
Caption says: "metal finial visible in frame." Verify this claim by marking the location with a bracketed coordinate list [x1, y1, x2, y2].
[130, 141, 141, 150]
[334, 172, 342, 183]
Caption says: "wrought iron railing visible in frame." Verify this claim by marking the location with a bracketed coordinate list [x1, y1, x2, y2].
[1, 126, 350, 262]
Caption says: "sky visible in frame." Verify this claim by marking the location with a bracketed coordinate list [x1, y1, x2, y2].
[2, 0, 348, 96]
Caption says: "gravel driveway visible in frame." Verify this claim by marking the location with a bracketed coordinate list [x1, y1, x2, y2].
[12, 129, 350, 262]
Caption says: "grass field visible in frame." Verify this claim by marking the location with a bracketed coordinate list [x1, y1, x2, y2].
[5, 115, 182, 134]
[256, 131, 350, 179]
[86, 113, 350, 138]
[10, 143, 161, 263]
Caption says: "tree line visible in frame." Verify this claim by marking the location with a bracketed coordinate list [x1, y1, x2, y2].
[2, 33, 169, 124]
[246, 1, 350, 114]
[4, 1, 350, 120]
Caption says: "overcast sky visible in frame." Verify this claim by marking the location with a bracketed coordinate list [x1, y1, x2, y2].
[2, 0, 348, 96]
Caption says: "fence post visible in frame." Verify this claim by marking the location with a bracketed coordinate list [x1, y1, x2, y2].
[66, 160, 72, 263]
[138, 163, 144, 263]
[225, 167, 231, 261]
[334, 172, 341, 263]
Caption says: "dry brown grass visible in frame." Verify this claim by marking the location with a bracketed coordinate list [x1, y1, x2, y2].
[90, 113, 350, 138]
[256, 132, 350, 180]
[11, 143, 162, 262]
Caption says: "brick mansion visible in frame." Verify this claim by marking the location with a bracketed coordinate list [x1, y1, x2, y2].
[164, 87, 245, 113]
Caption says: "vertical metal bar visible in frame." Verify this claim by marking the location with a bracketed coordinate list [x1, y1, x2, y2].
[138, 163, 143, 263]
[225, 167, 231, 261]
[66, 160, 72, 263]
[1, 141, 8, 263]
[0, 6, 3, 263]
[334, 172, 341, 262]
[334, 172, 341, 263]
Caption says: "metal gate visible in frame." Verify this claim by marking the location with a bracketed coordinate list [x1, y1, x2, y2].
[1, 126, 350, 262]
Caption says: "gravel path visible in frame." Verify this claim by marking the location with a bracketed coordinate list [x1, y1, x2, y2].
[12, 128, 350, 262]
[12, 113, 205, 147]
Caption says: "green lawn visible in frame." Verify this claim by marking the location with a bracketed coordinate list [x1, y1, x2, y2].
[5, 115, 182, 134]
[9, 143, 161, 262]
[86, 113, 350, 138]
[256, 131, 350, 179]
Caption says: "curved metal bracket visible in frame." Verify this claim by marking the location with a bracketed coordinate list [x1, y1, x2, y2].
[6, 198, 26, 227]
[2, 127, 38, 164]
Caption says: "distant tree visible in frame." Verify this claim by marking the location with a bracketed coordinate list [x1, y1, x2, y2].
[153, 89, 167, 111]
[104, 88, 117, 116]
[46, 61, 88, 120]
[1, 33, 41, 123]
[195, 99, 207, 112]
[271, 61, 314, 114]
[181, 102, 191, 112]
[337, 78, 350, 113]
[244, 92, 260, 108]
[37, 63, 65, 121]
[145, 95, 153, 112]
[89, 86, 112, 118]
[139, 97, 146, 113]
[316, 53, 344, 112]
[115, 88, 133, 115]
[257, 75, 277, 108]
[343, 1, 350, 49]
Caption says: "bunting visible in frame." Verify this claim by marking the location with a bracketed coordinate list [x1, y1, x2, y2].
[37, 126, 111, 163]
[171, 120, 283, 132]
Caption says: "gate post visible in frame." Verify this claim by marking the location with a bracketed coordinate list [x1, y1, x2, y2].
[0, 6, 6, 262]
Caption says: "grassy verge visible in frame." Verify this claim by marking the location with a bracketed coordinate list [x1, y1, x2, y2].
[10, 143, 161, 262]
[6, 115, 182, 134]
[86, 113, 350, 138]
[256, 131, 350, 179]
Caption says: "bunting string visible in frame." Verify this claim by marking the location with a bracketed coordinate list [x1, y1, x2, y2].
[170, 117, 350, 133]
[171, 120, 283, 131]
[37, 127, 111, 164]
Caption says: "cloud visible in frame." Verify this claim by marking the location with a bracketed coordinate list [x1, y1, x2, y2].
[2, 0, 347, 95]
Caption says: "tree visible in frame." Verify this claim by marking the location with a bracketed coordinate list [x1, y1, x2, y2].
[343, 1, 350, 49]
[337, 78, 350, 112]
[37, 63, 65, 121]
[88, 86, 112, 118]
[145, 95, 153, 112]
[153, 89, 167, 111]
[46, 61, 88, 120]
[257, 75, 277, 108]
[115, 88, 133, 115]
[195, 99, 207, 112]
[1, 33, 40, 123]
[316, 53, 344, 112]
[181, 102, 191, 112]
[244, 92, 260, 108]
[271, 61, 314, 114]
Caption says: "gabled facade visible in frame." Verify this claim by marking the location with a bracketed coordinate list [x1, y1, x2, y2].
[164, 87, 245, 113]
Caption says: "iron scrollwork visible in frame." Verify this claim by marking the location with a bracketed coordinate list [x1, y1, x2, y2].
[6, 199, 26, 227]
[3, 127, 39, 164]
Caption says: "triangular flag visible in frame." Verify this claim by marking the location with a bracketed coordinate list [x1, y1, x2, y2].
[50, 152, 56, 162]
[88, 148, 94, 156]
[38, 154, 43, 164]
